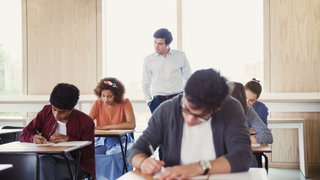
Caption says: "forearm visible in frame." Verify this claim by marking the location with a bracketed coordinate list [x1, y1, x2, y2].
[208, 156, 231, 175]
[132, 153, 148, 169]
[254, 130, 273, 144]
[96, 121, 135, 130]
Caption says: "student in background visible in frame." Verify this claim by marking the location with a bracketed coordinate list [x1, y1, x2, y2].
[245, 78, 269, 125]
[20, 83, 95, 180]
[229, 81, 273, 144]
[130, 69, 251, 179]
[89, 77, 135, 179]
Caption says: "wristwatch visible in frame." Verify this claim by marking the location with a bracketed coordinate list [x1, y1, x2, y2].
[199, 160, 212, 175]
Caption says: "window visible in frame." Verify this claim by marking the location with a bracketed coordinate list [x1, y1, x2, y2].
[182, 0, 264, 84]
[103, 0, 264, 100]
[103, 0, 177, 100]
[0, 0, 22, 95]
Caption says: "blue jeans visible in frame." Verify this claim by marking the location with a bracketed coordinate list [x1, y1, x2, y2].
[39, 155, 87, 180]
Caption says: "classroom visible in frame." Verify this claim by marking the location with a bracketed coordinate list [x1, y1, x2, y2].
[0, 0, 319, 179]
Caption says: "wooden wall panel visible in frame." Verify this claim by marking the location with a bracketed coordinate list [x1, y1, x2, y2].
[271, 112, 320, 167]
[269, 0, 320, 92]
[271, 128, 299, 162]
[26, 0, 98, 94]
[267, 0, 320, 173]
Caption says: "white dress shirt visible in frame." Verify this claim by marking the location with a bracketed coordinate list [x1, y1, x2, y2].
[142, 49, 191, 103]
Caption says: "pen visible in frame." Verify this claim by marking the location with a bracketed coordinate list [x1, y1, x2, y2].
[148, 142, 155, 158]
[36, 130, 42, 135]
[36, 130, 48, 144]
[148, 142, 165, 172]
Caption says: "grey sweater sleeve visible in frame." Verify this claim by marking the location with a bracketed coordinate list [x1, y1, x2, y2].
[247, 108, 273, 144]
[128, 104, 165, 165]
[219, 98, 252, 172]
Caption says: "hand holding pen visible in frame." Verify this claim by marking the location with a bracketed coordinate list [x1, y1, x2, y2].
[139, 142, 165, 175]
[33, 130, 48, 144]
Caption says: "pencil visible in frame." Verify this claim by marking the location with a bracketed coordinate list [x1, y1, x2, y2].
[36, 130, 42, 135]
[148, 142, 155, 158]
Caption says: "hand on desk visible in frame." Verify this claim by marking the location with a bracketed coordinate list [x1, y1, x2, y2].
[95, 126, 110, 130]
[157, 163, 203, 180]
[49, 133, 69, 143]
[140, 157, 165, 175]
[33, 134, 48, 144]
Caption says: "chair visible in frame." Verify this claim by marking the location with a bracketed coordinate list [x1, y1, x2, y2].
[0, 126, 23, 144]
[0, 153, 37, 180]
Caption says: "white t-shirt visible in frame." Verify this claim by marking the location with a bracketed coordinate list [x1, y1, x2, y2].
[180, 118, 216, 164]
[56, 120, 67, 135]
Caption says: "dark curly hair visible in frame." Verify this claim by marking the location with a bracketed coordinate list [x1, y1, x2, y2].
[93, 77, 125, 103]
[153, 28, 173, 45]
[184, 68, 229, 113]
[244, 78, 262, 99]
[49, 83, 79, 110]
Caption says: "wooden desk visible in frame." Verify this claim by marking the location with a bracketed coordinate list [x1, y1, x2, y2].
[0, 141, 91, 180]
[118, 168, 268, 180]
[95, 129, 134, 174]
[252, 144, 271, 172]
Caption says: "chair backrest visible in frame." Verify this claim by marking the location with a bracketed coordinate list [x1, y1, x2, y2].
[0, 153, 37, 180]
[1, 126, 24, 129]
[0, 126, 24, 144]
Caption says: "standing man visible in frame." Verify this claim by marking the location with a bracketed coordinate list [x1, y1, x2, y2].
[142, 28, 192, 113]
[130, 69, 251, 179]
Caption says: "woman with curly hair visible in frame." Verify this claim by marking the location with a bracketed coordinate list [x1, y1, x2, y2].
[89, 77, 136, 179]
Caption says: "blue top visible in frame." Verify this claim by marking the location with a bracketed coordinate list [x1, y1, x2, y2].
[253, 101, 269, 125]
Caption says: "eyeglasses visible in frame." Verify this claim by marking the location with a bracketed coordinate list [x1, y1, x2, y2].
[181, 98, 212, 122]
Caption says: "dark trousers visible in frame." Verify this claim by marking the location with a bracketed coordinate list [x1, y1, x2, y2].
[149, 97, 168, 113]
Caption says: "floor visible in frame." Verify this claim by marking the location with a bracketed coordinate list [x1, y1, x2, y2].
[268, 168, 320, 180]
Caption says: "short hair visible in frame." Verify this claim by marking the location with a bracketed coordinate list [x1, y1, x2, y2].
[93, 77, 125, 103]
[49, 83, 79, 110]
[184, 68, 229, 113]
[244, 78, 262, 99]
[229, 82, 248, 115]
[153, 28, 173, 45]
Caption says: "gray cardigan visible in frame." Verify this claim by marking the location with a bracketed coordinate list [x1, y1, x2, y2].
[128, 94, 252, 172]
[247, 107, 273, 144]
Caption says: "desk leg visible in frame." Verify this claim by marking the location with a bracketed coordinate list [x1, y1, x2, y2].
[255, 153, 263, 168]
[261, 153, 268, 173]
[36, 155, 40, 180]
[74, 150, 81, 180]
[117, 135, 128, 174]
[62, 152, 82, 180]
[65, 155, 74, 180]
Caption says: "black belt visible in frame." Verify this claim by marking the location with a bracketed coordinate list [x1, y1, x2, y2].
[154, 92, 182, 100]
